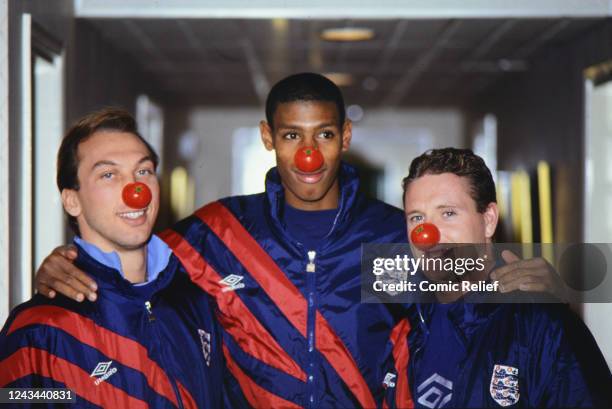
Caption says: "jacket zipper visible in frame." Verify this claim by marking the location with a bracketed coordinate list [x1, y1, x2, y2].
[145, 301, 185, 409]
[408, 305, 427, 400]
[306, 250, 317, 409]
[145, 301, 155, 321]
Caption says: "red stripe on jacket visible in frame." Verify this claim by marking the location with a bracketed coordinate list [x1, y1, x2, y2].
[177, 380, 198, 409]
[390, 319, 414, 409]
[7, 305, 178, 406]
[162, 229, 307, 382]
[223, 343, 302, 409]
[0, 346, 148, 408]
[315, 312, 377, 408]
[195, 202, 377, 408]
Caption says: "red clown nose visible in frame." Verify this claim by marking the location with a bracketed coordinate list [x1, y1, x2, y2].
[294, 146, 324, 173]
[122, 182, 152, 209]
[410, 223, 441, 251]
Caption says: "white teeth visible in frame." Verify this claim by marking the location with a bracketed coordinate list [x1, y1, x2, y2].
[119, 210, 145, 219]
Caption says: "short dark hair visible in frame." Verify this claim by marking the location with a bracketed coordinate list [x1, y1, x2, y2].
[402, 148, 496, 213]
[57, 108, 159, 235]
[265, 72, 346, 129]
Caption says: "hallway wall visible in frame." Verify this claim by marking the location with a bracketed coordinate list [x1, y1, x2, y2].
[469, 20, 612, 244]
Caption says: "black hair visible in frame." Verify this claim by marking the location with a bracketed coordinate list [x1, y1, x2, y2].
[265, 72, 346, 128]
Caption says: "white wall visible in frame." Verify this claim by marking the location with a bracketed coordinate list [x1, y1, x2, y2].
[351, 108, 464, 207]
[583, 79, 612, 369]
[5, 0, 74, 321]
[0, 0, 9, 323]
[186, 108, 263, 207]
[33, 55, 65, 272]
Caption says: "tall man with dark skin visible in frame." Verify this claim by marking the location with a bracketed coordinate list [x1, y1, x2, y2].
[34, 73, 560, 408]
[260, 98, 350, 211]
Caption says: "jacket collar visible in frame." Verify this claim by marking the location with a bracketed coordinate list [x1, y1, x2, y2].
[264, 161, 362, 248]
[409, 247, 510, 336]
[74, 242, 178, 300]
[409, 297, 502, 352]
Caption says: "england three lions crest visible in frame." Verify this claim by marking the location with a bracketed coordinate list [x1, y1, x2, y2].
[490, 364, 519, 407]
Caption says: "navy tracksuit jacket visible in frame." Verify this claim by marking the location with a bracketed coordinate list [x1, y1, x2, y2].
[407, 297, 611, 408]
[0, 245, 224, 408]
[163, 162, 414, 408]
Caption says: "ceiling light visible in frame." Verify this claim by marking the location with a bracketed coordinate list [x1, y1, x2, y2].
[321, 27, 375, 42]
[272, 18, 288, 32]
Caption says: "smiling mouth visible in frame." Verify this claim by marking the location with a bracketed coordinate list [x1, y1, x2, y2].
[293, 167, 326, 184]
[117, 207, 148, 220]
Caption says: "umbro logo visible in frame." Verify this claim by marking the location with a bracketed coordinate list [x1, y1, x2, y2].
[91, 361, 117, 386]
[417, 373, 453, 408]
[219, 274, 245, 292]
[383, 372, 397, 389]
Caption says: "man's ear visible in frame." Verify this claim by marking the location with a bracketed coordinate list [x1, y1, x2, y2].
[483, 202, 499, 239]
[260, 120, 274, 151]
[341, 119, 352, 152]
[61, 189, 82, 218]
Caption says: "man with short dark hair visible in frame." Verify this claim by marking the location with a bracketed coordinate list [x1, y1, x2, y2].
[403, 148, 610, 408]
[0, 109, 223, 408]
[170, 72, 407, 408]
[34, 75, 559, 408]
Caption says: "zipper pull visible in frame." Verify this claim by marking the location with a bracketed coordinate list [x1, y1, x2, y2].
[306, 251, 316, 273]
[145, 301, 156, 321]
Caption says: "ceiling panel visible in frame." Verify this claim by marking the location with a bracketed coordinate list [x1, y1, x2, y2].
[84, 17, 606, 107]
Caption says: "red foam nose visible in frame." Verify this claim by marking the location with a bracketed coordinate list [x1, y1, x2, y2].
[410, 222, 441, 251]
[294, 146, 324, 173]
[122, 182, 152, 209]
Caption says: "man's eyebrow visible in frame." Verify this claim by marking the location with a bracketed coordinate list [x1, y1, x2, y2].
[138, 156, 155, 165]
[92, 160, 117, 170]
[437, 203, 459, 209]
[92, 156, 154, 170]
[275, 122, 338, 130]
[405, 204, 459, 215]
[275, 123, 303, 130]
